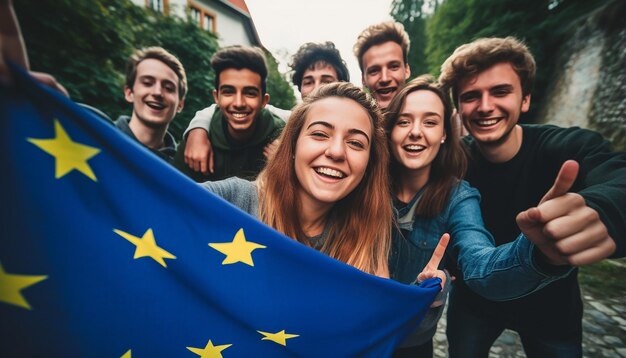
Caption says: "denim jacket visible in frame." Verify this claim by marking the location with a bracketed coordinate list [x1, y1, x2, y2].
[389, 180, 571, 302]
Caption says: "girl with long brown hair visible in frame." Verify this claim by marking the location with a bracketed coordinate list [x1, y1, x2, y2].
[202, 82, 391, 276]
[385, 76, 569, 357]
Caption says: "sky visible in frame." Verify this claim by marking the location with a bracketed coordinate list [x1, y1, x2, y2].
[245, 0, 394, 88]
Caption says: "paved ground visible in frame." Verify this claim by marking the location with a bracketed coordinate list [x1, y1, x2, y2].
[431, 265, 626, 357]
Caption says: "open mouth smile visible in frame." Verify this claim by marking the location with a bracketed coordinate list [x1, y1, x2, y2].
[146, 101, 165, 110]
[376, 87, 396, 95]
[403, 144, 426, 153]
[314, 167, 346, 179]
[230, 112, 251, 119]
[474, 118, 502, 127]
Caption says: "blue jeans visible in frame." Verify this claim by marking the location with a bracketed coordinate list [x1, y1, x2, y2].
[446, 288, 582, 358]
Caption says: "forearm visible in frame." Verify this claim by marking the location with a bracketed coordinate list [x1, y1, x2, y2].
[457, 234, 572, 301]
[0, 0, 29, 69]
[183, 105, 216, 138]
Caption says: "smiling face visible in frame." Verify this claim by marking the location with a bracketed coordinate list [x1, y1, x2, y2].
[361, 41, 410, 109]
[124, 58, 184, 128]
[294, 96, 372, 212]
[458, 62, 530, 148]
[390, 90, 446, 183]
[213, 68, 270, 141]
[300, 62, 339, 98]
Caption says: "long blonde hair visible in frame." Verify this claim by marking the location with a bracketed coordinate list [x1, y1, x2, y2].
[257, 82, 392, 275]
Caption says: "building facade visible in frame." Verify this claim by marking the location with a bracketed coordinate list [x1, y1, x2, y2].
[132, 0, 261, 47]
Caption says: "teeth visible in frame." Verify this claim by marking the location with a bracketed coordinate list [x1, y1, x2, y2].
[477, 119, 498, 126]
[377, 88, 395, 94]
[316, 167, 344, 178]
[405, 145, 425, 151]
[231, 113, 248, 119]
[146, 102, 165, 110]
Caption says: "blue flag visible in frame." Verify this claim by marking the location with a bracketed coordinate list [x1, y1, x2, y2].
[0, 65, 440, 357]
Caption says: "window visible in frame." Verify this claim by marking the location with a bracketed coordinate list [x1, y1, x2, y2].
[188, 1, 216, 33]
[146, 0, 169, 14]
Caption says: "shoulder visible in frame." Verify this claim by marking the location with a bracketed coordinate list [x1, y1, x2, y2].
[201, 177, 255, 196]
[265, 104, 291, 122]
[522, 124, 607, 149]
[448, 179, 481, 206]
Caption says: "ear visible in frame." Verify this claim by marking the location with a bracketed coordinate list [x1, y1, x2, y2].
[361, 74, 367, 89]
[176, 99, 185, 113]
[404, 64, 411, 81]
[124, 86, 134, 103]
[261, 93, 270, 108]
[521, 94, 531, 113]
[212, 89, 219, 104]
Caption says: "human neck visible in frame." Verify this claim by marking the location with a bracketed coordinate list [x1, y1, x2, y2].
[298, 197, 332, 238]
[477, 125, 523, 163]
[395, 167, 430, 203]
[128, 115, 167, 150]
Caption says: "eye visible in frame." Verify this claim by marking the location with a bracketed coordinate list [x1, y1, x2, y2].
[302, 79, 313, 87]
[367, 68, 380, 76]
[492, 89, 511, 97]
[347, 140, 365, 150]
[424, 118, 439, 126]
[395, 119, 410, 127]
[389, 63, 401, 70]
[310, 131, 329, 139]
[163, 83, 176, 93]
[244, 89, 259, 98]
[321, 79, 334, 84]
[460, 93, 478, 103]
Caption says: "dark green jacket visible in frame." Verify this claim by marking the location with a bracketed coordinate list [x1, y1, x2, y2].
[174, 107, 285, 182]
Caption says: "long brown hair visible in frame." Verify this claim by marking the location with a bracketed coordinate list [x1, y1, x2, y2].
[257, 82, 391, 275]
[384, 75, 467, 217]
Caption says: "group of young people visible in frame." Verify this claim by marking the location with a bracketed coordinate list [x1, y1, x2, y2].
[2, 1, 625, 356]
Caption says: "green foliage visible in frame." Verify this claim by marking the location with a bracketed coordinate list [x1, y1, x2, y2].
[14, 0, 219, 141]
[264, 49, 297, 110]
[391, 0, 428, 76]
[421, 0, 611, 121]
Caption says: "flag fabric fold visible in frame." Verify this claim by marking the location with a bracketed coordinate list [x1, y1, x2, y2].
[0, 65, 440, 357]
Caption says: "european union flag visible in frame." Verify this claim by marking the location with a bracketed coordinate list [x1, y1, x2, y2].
[0, 65, 440, 357]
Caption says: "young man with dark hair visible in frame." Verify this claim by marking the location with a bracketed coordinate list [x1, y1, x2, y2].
[173, 45, 284, 182]
[438, 36, 626, 357]
[353, 21, 411, 110]
[290, 41, 349, 98]
[115, 46, 187, 163]
[181, 41, 350, 176]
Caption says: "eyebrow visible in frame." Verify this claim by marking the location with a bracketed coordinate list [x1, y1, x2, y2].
[218, 85, 261, 92]
[399, 111, 442, 118]
[306, 120, 371, 144]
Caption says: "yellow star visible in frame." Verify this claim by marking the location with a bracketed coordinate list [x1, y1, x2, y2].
[120, 349, 132, 358]
[0, 261, 47, 310]
[208, 228, 266, 266]
[114, 228, 176, 268]
[27, 119, 101, 181]
[187, 339, 232, 358]
[257, 329, 300, 346]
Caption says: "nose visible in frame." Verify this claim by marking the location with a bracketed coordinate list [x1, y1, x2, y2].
[151, 83, 163, 97]
[380, 68, 390, 84]
[409, 121, 422, 138]
[324, 138, 346, 161]
[234, 92, 244, 108]
[478, 93, 494, 114]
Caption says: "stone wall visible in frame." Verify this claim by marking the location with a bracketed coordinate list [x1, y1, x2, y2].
[538, 0, 625, 150]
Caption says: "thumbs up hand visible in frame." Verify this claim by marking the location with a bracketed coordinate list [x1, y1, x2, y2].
[516, 160, 615, 266]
